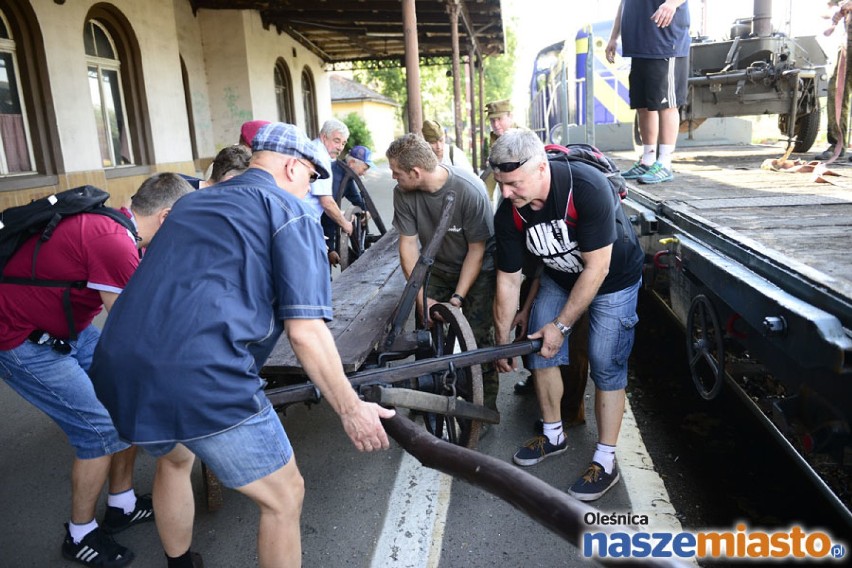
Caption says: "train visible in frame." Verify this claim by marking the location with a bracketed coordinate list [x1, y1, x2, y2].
[531, 1, 828, 152]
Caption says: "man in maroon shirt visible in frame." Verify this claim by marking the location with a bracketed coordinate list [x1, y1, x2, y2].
[0, 173, 192, 567]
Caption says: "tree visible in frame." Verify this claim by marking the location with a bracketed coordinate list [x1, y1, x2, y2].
[353, 19, 517, 144]
[340, 112, 374, 153]
[483, 24, 517, 106]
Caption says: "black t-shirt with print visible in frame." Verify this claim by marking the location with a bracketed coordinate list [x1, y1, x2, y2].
[495, 160, 643, 295]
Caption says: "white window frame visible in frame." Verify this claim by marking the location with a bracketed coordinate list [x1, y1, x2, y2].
[0, 10, 36, 176]
[85, 20, 134, 168]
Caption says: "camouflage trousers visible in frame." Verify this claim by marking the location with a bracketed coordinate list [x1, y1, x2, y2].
[426, 266, 499, 411]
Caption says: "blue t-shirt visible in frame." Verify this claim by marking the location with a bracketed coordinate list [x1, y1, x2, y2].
[621, 0, 691, 59]
[90, 168, 332, 443]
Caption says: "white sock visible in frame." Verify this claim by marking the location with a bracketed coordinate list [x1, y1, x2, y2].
[68, 519, 98, 544]
[593, 442, 617, 474]
[657, 144, 675, 170]
[542, 421, 564, 446]
[107, 488, 137, 515]
[641, 145, 657, 166]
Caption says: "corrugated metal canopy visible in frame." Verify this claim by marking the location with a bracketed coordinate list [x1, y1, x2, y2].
[189, 0, 504, 66]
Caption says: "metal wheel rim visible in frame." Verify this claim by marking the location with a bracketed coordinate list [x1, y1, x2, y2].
[685, 294, 725, 400]
[337, 205, 364, 270]
[421, 302, 484, 448]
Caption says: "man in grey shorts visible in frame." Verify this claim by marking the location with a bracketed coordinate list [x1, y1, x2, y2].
[606, 0, 690, 184]
[90, 123, 394, 568]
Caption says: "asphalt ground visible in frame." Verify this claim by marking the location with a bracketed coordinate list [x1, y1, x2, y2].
[0, 164, 681, 567]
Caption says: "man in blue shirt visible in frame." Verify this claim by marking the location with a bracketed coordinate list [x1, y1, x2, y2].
[90, 123, 394, 568]
[606, 0, 690, 184]
[324, 145, 372, 265]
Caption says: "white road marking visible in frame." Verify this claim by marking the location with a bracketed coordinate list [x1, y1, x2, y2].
[370, 442, 453, 568]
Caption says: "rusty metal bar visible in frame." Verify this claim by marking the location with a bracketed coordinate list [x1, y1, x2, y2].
[362, 385, 501, 424]
[468, 45, 478, 168]
[382, 191, 456, 350]
[265, 339, 542, 408]
[448, 1, 463, 147]
[478, 52, 485, 170]
[403, 0, 422, 132]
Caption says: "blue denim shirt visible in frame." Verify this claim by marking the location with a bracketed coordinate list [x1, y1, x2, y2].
[90, 168, 331, 443]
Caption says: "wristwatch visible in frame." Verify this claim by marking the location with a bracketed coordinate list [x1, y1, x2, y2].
[552, 318, 573, 337]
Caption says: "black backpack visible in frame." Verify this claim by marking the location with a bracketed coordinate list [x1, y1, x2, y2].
[512, 143, 627, 230]
[0, 185, 139, 339]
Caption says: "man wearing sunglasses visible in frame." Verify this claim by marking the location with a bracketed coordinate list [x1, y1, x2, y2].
[0, 173, 194, 566]
[387, 133, 500, 417]
[491, 129, 644, 502]
[90, 123, 394, 568]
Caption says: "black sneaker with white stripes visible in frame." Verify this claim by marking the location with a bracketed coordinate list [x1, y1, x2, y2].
[62, 524, 134, 567]
[101, 493, 154, 535]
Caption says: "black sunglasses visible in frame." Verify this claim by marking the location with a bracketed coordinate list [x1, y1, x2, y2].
[297, 159, 320, 182]
[489, 157, 530, 173]
[30, 331, 72, 355]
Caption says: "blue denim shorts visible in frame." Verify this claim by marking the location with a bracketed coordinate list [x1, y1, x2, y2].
[141, 403, 293, 489]
[0, 325, 130, 459]
[527, 274, 640, 391]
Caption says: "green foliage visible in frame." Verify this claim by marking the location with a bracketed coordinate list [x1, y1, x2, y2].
[352, 20, 517, 139]
[339, 112, 374, 153]
[483, 24, 517, 104]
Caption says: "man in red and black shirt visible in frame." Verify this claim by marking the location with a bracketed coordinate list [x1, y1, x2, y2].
[491, 129, 643, 502]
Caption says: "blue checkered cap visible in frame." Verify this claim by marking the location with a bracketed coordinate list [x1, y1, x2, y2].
[251, 122, 330, 179]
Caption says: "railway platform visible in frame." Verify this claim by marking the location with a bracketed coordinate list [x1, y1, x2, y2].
[0, 164, 683, 567]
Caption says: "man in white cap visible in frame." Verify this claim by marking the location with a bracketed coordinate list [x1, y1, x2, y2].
[90, 122, 394, 568]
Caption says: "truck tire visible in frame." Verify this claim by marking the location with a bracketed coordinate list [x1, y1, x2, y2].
[792, 106, 820, 153]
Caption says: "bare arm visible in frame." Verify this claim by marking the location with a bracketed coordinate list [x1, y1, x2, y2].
[286, 318, 395, 451]
[450, 240, 485, 307]
[605, 1, 624, 63]
[652, 0, 687, 28]
[512, 276, 541, 337]
[99, 291, 120, 313]
[493, 269, 523, 373]
[529, 245, 611, 359]
[319, 195, 353, 235]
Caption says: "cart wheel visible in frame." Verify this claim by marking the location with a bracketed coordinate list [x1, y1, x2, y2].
[337, 206, 365, 270]
[685, 294, 725, 400]
[201, 462, 224, 511]
[422, 303, 484, 449]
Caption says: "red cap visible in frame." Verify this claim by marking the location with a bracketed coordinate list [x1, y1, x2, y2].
[239, 120, 271, 147]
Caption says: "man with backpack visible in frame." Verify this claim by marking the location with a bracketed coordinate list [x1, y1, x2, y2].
[0, 173, 193, 566]
[491, 129, 644, 501]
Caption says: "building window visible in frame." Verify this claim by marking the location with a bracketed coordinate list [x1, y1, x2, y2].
[275, 58, 294, 124]
[301, 67, 318, 139]
[85, 19, 133, 168]
[0, 9, 35, 175]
